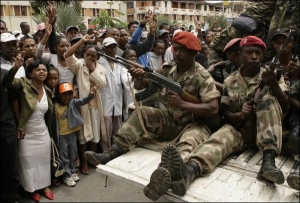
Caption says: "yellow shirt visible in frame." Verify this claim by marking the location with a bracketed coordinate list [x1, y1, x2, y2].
[56, 103, 81, 135]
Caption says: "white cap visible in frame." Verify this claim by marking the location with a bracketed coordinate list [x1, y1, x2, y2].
[102, 37, 117, 47]
[1, 33, 17, 42]
[13, 30, 21, 36]
[173, 29, 183, 37]
[66, 26, 79, 34]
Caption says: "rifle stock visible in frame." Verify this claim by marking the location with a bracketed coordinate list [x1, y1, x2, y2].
[98, 52, 200, 103]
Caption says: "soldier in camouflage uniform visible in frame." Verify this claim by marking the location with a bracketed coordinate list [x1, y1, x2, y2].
[144, 36, 290, 200]
[84, 32, 221, 198]
[208, 0, 299, 66]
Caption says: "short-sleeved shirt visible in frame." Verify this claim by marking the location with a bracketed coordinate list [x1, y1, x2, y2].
[289, 80, 299, 100]
[221, 66, 289, 113]
[56, 103, 81, 135]
[146, 61, 220, 126]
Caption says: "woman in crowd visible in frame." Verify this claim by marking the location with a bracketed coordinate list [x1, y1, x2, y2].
[65, 34, 107, 175]
[3, 57, 54, 202]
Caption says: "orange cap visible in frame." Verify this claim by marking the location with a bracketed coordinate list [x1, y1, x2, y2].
[58, 83, 73, 93]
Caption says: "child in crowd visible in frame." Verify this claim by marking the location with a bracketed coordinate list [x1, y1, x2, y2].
[45, 65, 59, 102]
[53, 82, 99, 187]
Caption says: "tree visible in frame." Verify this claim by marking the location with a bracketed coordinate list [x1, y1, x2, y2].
[31, 1, 84, 33]
[29, 0, 74, 15]
[91, 10, 126, 29]
[206, 15, 229, 29]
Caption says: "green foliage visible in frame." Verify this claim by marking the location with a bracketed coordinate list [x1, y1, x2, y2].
[31, 1, 84, 33]
[91, 10, 126, 29]
[156, 14, 186, 30]
[207, 15, 229, 29]
[29, 0, 73, 15]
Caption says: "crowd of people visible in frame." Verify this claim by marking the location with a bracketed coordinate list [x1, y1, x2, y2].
[0, 1, 299, 202]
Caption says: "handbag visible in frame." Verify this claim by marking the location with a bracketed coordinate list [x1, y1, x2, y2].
[51, 138, 65, 177]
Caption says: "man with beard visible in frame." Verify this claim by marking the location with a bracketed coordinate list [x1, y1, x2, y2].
[143, 36, 290, 200]
[84, 32, 220, 199]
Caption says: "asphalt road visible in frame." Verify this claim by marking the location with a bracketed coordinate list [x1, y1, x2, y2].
[18, 165, 163, 202]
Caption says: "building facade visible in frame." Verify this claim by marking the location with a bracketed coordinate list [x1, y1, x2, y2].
[1, 1, 244, 33]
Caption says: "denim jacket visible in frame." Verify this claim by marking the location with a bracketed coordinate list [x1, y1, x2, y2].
[53, 94, 94, 144]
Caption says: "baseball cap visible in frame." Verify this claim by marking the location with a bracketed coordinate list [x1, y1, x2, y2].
[158, 29, 169, 37]
[66, 26, 80, 34]
[1, 33, 17, 42]
[36, 23, 45, 32]
[70, 36, 82, 44]
[59, 83, 73, 93]
[271, 28, 294, 41]
[102, 37, 117, 47]
[13, 30, 21, 36]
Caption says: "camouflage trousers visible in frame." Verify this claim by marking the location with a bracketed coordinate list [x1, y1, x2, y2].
[113, 106, 210, 155]
[188, 94, 283, 175]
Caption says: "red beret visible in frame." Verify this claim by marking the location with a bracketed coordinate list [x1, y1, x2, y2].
[172, 31, 201, 51]
[223, 38, 242, 53]
[240, 36, 266, 52]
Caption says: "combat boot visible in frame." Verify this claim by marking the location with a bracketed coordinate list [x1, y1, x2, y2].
[281, 124, 299, 156]
[160, 145, 201, 196]
[84, 143, 125, 166]
[287, 157, 299, 191]
[259, 150, 285, 184]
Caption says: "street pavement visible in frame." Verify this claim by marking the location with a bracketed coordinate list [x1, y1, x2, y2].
[18, 165, 164, 202]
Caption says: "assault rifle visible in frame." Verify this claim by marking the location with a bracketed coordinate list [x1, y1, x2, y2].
[250, 29, 294, 103]
[98, 52, 200, 103]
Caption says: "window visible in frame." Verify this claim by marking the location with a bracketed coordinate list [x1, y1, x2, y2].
[181, 3, 186, 9]
[172, 2, 178, 8]
[197, 16, 200, 21]
[196, 4, 201, 10]
[173, 14, 177, 20]
[204, 5, 207, 11]
[216, 7, 220, 12]
[152, 1, 156, 6]
[182, 15, 185, 20]
[141, 2, 145, 7]
[190, 15, 193, 21]
[92, 8, 100, 17]
[14, 6, 27, 16]
[209, 6, 214, 11]
[0, 5, 4, 16]
[188, 3, 194, 9]
[127, 2, 134, 9]
[81, 8, 85, 16]
[165, 1, 167, 7]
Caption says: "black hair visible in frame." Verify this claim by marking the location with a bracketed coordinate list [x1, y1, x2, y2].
[122, 49, 136, 59]
[85, 45, 102, 58]
[87, 28, 94, 35]
[52, 35, 68, 54]
[202, 32, 211, 39]
[159, 23, 169, 30]
[48, 64, 60, 76]
[153, 39, 165, 48]
[27, 60, 49, 74]
[118, 27, 126, 31]
[19, 35, 35, 48]
[127, 21, 139, 30]
[20, 22, 28, 28]
[0, 20, 6, 26]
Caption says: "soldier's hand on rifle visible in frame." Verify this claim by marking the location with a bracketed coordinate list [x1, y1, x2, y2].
[287, 60, 299, 79]
[240, 99, 254, 119]
[262, 66, 277, 87]
[128, 67, 144, 81]
[167, 89, 183, 108]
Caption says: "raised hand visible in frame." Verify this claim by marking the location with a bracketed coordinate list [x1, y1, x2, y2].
[14, 51, 25, 70]
[90, 84, 100, 95]
[47, 1, 57, 25]
[81, 34, 94, 43]
[44, 17, 52, 37]
[25, 57, 34, 68]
